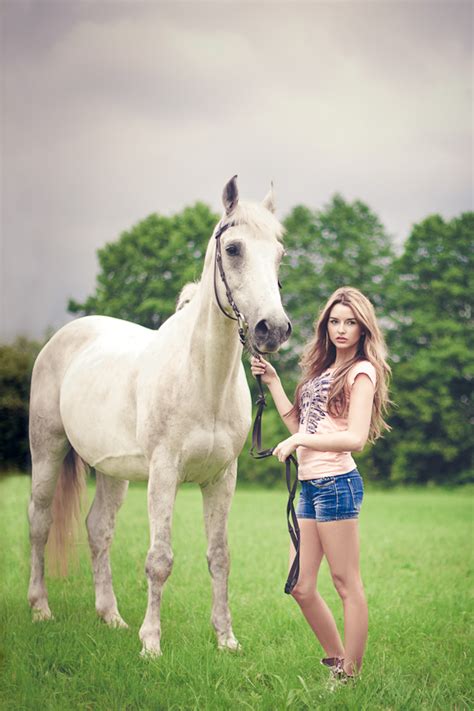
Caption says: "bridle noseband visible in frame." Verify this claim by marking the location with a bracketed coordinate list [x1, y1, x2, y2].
[213, 219, 300, 595]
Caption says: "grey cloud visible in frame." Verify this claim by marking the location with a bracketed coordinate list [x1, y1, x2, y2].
[1, 0, 472, 340]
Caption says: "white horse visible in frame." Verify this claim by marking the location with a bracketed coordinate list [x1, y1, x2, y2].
[28, 176, 291, 656]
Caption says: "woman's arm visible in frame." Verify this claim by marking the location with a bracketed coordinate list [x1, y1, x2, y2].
[272, 374, 375, 461]
[267, 377, 299, 434]
[250, 357, 299, 434]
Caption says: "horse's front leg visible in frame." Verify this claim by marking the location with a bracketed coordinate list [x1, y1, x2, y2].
[139, 450, 178, 657]
[200, 461, 240, 651]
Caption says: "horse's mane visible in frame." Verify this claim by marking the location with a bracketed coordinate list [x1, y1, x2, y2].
[223, 202, 285, 242]
[176, 282, 200, 311]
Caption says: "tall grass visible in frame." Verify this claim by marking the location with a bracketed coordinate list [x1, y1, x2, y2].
[0, 475, 472, 710]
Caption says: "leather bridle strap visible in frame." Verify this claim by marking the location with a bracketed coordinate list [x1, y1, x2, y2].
[250, 372, 301, 595]
[213, 221, 248, 346]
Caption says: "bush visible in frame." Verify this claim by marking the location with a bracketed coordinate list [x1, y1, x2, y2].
[0, 338, 43, 471]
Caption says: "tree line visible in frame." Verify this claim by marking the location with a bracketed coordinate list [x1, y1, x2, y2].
[1, 196, 472, 485]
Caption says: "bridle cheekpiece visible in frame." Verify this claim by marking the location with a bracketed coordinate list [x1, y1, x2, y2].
[213, 220, 249, 347]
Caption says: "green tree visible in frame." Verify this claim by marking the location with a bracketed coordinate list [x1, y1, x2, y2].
[367, 213, 474, 484]
[69, 203, 219, 328]
[278, 194, 394, 386]
[0, 338, 43, 471]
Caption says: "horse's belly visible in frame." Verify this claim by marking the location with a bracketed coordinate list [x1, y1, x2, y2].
[94, 454, 149, 481]
[60, 348, 145, 477]
[180, 427, 246, 484]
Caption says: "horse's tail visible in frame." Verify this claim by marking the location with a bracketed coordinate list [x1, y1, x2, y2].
[47, 448, 88, 577]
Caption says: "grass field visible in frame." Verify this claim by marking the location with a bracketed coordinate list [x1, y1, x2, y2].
[0, 475, 472, 710]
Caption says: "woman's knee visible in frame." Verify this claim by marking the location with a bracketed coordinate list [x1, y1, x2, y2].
[331, 572, 365, 601]
[291, 580, 317, 605]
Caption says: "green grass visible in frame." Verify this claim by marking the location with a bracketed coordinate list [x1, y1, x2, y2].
[0, 475, 472, 710]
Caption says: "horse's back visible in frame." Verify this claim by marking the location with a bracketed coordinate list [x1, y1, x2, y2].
[30, 317, 117, 442]
[31, 315, 154, 399]
[33, 316, 153, 372]
[30, 316, 155, 476]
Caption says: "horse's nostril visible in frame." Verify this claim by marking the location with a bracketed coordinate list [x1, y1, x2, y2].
[285, 321, 292, 339]
[255, 319, 270, 337]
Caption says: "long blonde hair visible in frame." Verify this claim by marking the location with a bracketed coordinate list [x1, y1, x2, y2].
[292, 287, 391, 442]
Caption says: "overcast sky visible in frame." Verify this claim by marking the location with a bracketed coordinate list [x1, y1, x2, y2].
[1, 0, 472, 341]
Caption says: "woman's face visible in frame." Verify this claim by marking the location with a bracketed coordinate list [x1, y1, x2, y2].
[327, 303, 363, 352]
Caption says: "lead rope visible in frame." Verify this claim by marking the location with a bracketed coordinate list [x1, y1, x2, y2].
[249, 371, 300, 595]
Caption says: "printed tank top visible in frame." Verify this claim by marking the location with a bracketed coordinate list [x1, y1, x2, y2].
[297, 360, 377, 479]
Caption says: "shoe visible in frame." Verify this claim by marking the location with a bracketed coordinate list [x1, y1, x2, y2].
[320, 657, 344, 672]
[335, 670, 356, 684]
[322, 658, 358, 684]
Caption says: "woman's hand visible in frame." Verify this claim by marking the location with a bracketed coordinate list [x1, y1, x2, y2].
[273, 434, 300, 462]
[250, 356, 278, 386]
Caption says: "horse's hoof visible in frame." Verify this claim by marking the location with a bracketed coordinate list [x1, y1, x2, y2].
[218, 636, 242, 652]
[108, 617, 129, 629]
[140, 645, 162, 659]
[102, 612, 129, 629]
[32, 607, 53, 622]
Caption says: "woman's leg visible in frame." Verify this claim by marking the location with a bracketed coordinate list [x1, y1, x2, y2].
[289, 518, 345, 659]
[317, 519, 368, 676]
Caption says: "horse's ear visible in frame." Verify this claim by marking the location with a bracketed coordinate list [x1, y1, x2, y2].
[262, 181, 276, 214]
[222, 175, 239, 215]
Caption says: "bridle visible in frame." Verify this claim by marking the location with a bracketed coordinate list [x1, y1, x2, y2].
[213, 220, 300, 595]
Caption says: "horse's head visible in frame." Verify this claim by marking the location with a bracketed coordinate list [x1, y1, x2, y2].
[212, 175, 292, 354]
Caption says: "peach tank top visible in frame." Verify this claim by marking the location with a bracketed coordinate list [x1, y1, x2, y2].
[296, 360, 377, 480]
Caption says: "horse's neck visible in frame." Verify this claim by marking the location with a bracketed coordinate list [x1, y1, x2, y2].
[189, 268, 243, 392]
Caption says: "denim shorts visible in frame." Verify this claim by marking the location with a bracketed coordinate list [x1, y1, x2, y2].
[296, 469, 364, 522]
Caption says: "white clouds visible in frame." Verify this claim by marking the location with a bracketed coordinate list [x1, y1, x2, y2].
[1, 0, 472, 339]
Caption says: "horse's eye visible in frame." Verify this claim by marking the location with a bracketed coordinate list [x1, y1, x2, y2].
[278, 279, 283, 290]
[225, 243, 240, 257]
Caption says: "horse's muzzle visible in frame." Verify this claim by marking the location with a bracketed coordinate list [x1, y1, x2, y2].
[252, 317, 292, 353]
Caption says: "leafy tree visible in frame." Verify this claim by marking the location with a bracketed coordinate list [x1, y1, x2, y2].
[69, 203, 219, 328]
[278, 194, 395, 388]
[366, 213, 474, 484]
[0, 338, 43, 471]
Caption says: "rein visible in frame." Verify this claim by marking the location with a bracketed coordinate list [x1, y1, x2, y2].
[249, 376, 300, 594]
[213, 220, 300, 595]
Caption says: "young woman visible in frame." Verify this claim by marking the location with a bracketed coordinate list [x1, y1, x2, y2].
[251, 286, 391, 683]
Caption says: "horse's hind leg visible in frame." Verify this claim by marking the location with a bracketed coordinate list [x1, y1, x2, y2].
[86, 472, 129, 628]
[28, 443, 68, 621]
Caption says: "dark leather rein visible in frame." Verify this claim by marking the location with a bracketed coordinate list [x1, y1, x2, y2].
[213, 220, 300, 594]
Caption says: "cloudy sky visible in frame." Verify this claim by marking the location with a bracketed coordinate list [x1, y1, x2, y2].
[1, 0, 472, 340]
